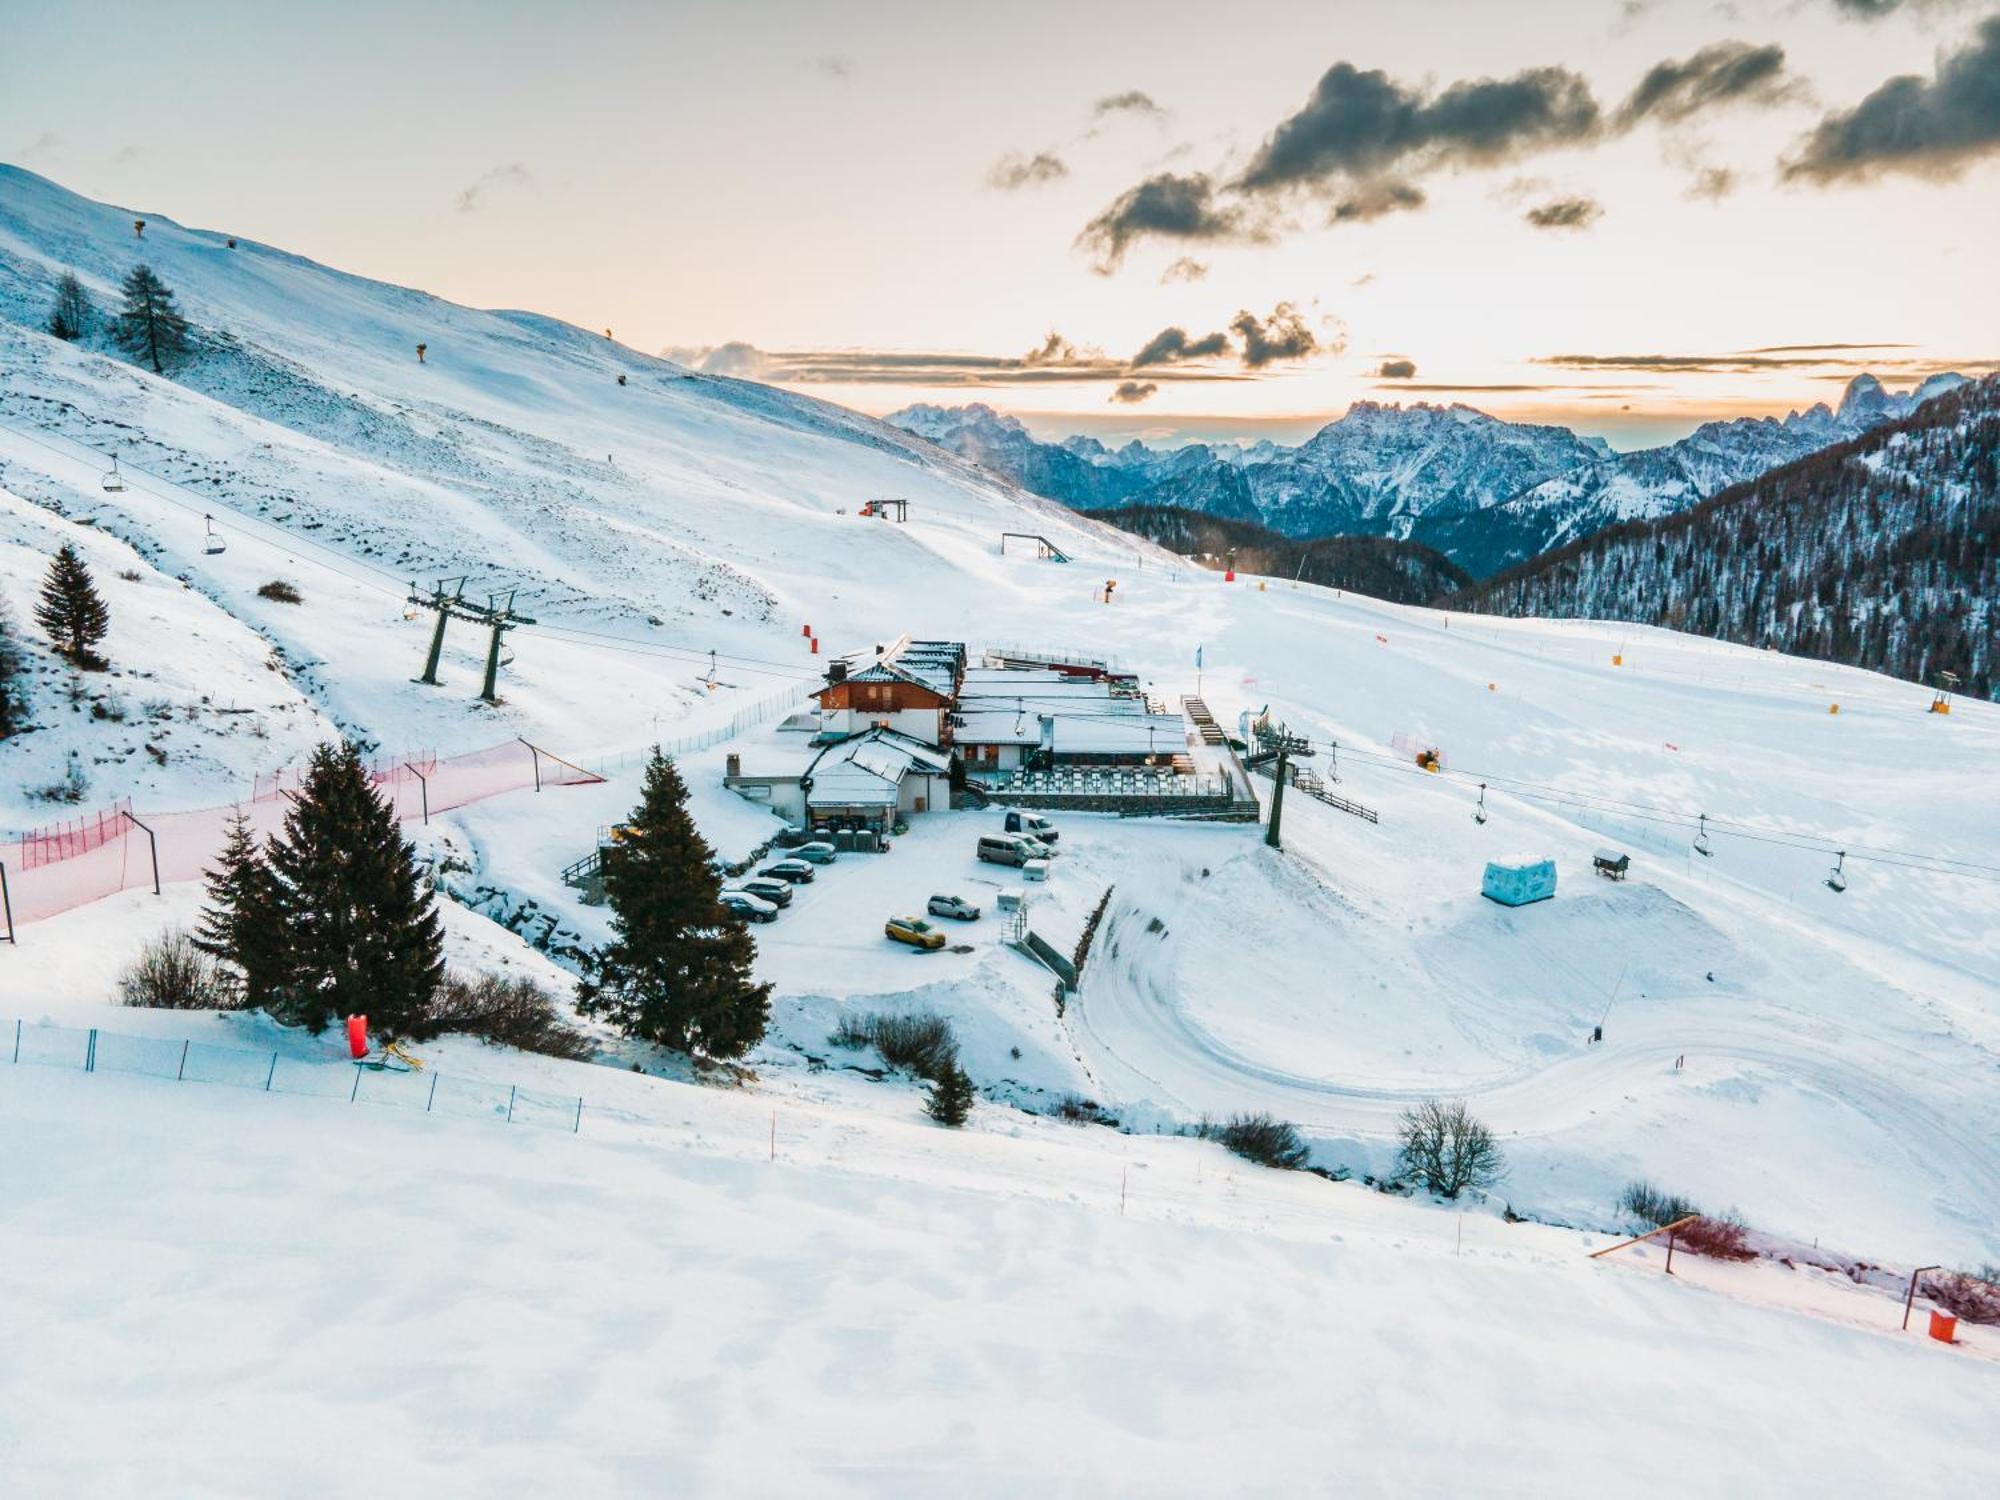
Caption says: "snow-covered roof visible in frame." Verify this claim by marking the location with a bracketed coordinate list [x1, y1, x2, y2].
[803, 728, 950, 806]
[1048, 714, 1189, 756]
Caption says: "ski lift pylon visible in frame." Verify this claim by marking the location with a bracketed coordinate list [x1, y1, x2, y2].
[101, 455, 126, 493]
[1693, 813, 1713, 858]
[203, 514, 226, 555]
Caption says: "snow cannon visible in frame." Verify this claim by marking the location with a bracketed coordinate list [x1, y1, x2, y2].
[346, 1015, 369, 1060]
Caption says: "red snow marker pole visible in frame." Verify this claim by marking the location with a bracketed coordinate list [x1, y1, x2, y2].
[802, 624, 812, 637]
[346, 1015, 369, 1060]
[811, 637, 820, 654]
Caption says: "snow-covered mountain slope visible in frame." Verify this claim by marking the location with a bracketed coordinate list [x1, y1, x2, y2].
[0, 164, 1165, 781]
[892, 375, 1967, 576]
[1, 166, 1997, 1464]
[1420, 373, 1974, 575]
[1455, 376, 2000, 697]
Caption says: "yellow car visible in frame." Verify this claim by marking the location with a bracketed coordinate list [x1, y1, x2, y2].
[885, 915, 946, 951]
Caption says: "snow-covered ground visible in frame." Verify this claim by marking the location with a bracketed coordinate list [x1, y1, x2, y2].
[1, 166, 1997, 1486]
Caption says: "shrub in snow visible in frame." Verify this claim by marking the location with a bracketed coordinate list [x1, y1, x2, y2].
[1670, 1214, 1756, 1262]
[0, 602, 26, 740]
[421, 971, 593, 1060]
[828, 1013, 873, 1051]
[118, 927, 236, 1011]
[1620, 1180, 1698, 1229]
[1206, 1112, 1310, 1170]
[926, 1062, 976, 1127]
[1921, 1269, 2000, 1326]
[257, 580, 303, 604]
[1396, 1097, 1504, 1199]
[866, 1011, 959, 1081]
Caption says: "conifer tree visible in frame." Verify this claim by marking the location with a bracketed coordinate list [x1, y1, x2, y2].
[926, 1062, 976, 1127]
[35, 544, 111, 667]
[47, 269, 92, 341]
[577, 749, 771, 1060]
[113, 263, 190, 374]
[263, 742, 444, 1035]
[194, 811, 289, 1010]
[0, 602, 26, 740]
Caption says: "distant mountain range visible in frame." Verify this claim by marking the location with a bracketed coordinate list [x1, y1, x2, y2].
[888, 373, 1969, 578]
[1449, 375, 2000, 697]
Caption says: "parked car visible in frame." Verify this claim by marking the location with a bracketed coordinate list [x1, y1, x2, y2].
[734, 876, 794, 908]
[976, 833, 1050, 867]
[759, 858, 816, 884]
[885, 915, 946, 951]
[719, 890, 778, 923]
[1004, 810, 1059, 844]
[792, 840, 839, 865]
[927, 893, 981, 921]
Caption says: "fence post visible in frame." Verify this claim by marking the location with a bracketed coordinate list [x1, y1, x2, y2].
[177, 1038, 190, 1081]
[574, 1097, 583, 1134]
[265, 1051, 278, 1091]
[86, 1028, 97, 1072]
[0, 860, 14, 944]
[12, 1017, 19, 1064]
[350, 1065, 363, 1102]
[120, 810, 162, 895]
[506, 1084, 518, 1123]
[427, 1072, 439, 1112]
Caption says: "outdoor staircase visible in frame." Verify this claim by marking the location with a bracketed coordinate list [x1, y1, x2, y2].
[1181, 696, 1225, 745]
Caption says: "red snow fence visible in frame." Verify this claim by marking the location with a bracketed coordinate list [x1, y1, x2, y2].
[3, 739, 602, 931]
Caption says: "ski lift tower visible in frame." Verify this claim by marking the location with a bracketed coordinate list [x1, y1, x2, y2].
[408, 578, 536, 702]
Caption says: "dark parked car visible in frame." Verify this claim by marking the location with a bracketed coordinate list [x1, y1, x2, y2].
[759, 858, 816, 884]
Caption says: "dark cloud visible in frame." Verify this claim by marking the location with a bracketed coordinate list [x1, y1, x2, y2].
[1830, 0, 1903, 17]
[1784, 16, 2000, 182]
[1160, 257, 1209, 284]
[1094, 90, 1166, 119]
[1236, 62, 1601, 194]
[1523, 195, 1604, 229]
[1745, 342, 1915, 352]
[1075, 172, 1252, 271]
[1130, 325, 1233, 368]
[815, 55, 854, 81]
[1231, 304, 1319, 368]
[456, 163, 531, 213]
[1110, 380, 1159, 404]
[1377, 358, 1418, 378]
[1378, 383, 1573, 393]
[662, 342, 1245, 387]
[987, 150, 1069, 190]
[1022, 331, 1079, 366]
[1536, 350, 1890, 373]
[1329, 180, 1426, 222]
[1080, 58, 1600, 266]
[1616, 42, 1796, 127]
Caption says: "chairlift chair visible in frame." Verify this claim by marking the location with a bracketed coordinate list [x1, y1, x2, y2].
[1473, 783, 1488, 825]
[102, 455, 127, 493]
[1693, 813, 1714, 858]
[1825, 851, 1848, 893]
[202, 514, 226, 555]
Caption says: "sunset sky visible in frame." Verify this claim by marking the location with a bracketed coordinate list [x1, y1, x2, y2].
[5, 0, 1996, 448]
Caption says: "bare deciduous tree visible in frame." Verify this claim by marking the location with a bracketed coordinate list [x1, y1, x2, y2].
[1397, 1097, 1504, 1198]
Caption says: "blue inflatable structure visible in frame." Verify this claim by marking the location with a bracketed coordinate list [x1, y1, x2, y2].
[1482, 859, 1557, 907]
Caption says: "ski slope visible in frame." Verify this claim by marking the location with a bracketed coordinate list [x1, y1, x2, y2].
[1, 165, 1997, 1476]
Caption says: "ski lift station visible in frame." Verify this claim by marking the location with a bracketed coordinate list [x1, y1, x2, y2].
[1482, 858, 1558, 907]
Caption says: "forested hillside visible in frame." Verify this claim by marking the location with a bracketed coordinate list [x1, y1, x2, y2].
[1099, 504, 1471, 604]
[1451, 377, 2000, 696]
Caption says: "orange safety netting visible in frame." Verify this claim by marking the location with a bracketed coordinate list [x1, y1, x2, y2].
[4, 740, 601, 930]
